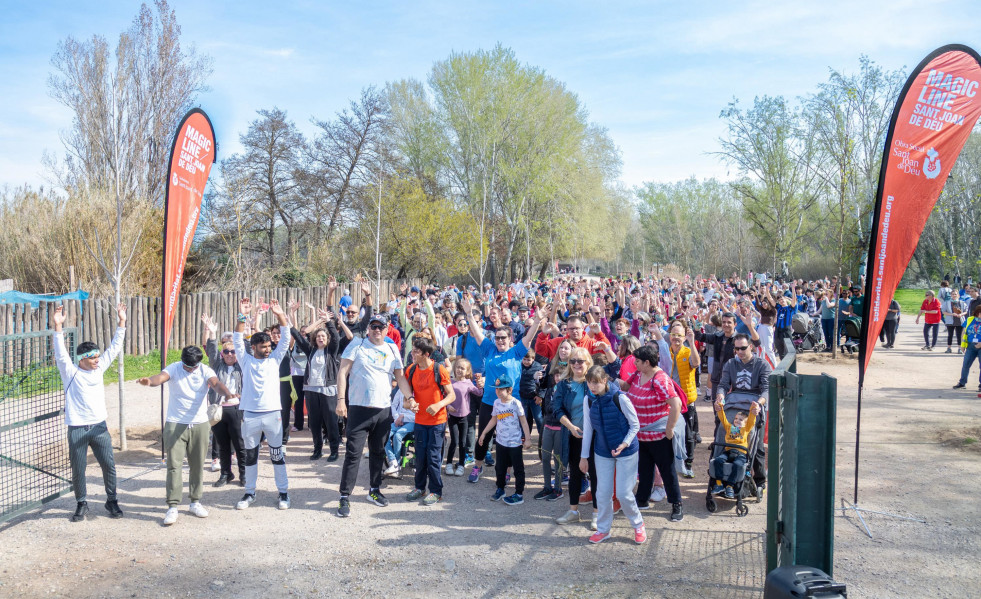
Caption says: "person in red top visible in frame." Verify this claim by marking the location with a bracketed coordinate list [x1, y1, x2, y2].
[619, 343, 684, 522]
[916, 289, 943, 350]
[404, 337, 453, 505]
[536, 314, 611, 361]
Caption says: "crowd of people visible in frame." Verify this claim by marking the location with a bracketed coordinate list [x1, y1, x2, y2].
[52, 271, 981, 543]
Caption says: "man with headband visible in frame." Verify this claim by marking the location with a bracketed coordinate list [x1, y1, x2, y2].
[137, 346, 239, 525]
[52, 302, 127, 522]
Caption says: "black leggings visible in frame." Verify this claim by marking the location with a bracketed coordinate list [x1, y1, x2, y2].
[495, 443, 526, 494]
[306, 391, 340, 454]
[682, 402, 698, 463]
[475, 402, 495, 462]
[212, 407, 245, 479]
[567, 434, 597, 508]
[291, 375, 305, 430]
[923, 323, 939, 347]
[445, 415, 468, 466]
[279, 379, 293, 439]
[947, 325, 964, 347]
[636, 437, 681, 505]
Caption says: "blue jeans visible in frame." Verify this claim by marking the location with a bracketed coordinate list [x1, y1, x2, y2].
[385, 422, 414, 464]
[413, 423, 445, 496]
[522, 398, 543, 437]
[958, 344, 981, 387]
[821, 318, 835, 348]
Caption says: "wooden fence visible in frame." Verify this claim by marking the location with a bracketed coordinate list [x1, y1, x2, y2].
[0, 279, 422, 363]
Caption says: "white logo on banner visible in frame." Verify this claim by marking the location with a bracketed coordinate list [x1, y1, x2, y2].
[923, 148, 941, 179]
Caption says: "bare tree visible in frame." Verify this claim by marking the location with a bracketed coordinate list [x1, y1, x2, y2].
[46, 0, 211, 449]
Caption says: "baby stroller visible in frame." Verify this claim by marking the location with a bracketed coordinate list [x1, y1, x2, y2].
[791, 312, 824, 352]
[706, 392, 765, 517]
[840, 317, 861, 354]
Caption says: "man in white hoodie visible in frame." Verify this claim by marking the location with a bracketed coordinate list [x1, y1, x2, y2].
[52, 303, 127, 522]
[233, 298, 292, 511]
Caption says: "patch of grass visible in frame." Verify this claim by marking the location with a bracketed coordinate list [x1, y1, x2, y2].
[963, 437, 977, 445]
[894, 288, 928, 315]
[103, 349, 185, 385]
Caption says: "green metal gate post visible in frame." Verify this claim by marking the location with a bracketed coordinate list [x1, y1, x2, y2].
[766, 350, 837, 576]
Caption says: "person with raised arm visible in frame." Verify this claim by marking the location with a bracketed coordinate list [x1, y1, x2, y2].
[232, 298, 293, 511]
[137, 346, 238, 525]
[52, 303, 127, 522]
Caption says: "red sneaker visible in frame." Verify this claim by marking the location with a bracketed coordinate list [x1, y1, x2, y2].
[588, 531, 611, 544]
[581, 489, 593, 503]
[613, 497, 622, 514]
[634, 524, 648, 545]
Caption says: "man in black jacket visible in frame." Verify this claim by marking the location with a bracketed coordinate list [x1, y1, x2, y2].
[715, 333, 771, 490]
[694, 311, 761, 401]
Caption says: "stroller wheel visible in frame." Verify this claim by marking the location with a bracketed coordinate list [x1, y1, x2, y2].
[736, 502, 749, 517]
[706, 497, 717, 513]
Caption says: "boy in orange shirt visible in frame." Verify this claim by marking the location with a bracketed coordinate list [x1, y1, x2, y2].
[404, 337, 453, 505]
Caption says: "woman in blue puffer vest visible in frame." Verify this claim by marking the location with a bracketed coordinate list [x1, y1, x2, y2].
[580, 365, 646, 545]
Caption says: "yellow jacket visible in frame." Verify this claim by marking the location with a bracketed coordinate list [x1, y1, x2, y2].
[670, 345, 698, 405]
[717, 408, 757, 454]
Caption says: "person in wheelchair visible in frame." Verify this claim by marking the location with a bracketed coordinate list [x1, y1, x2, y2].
[710, 401, 760, 498]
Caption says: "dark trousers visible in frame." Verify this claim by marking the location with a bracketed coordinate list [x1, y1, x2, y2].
[339, 406, 393, 496]
[636, 438, 681, 505]
[947, 325, 964, 347]
[711, 451, 748, 485]
[775, 326, 792, 359]
[752, 408, 768, 487]
[682, 402, 698, 463]
[958, 344, 981, 386]
[279, 379, 293, 441]
[445, 415, 468, 465]
[291, 375, 305, 430]
[212, 406, 245, 480]
[567, 435, 597, 508]
[495, 443, 526, 494]
[413, 423, 445, 495]
[307, 392, 340, 454]
[67, 421, 116, 502]
[474, 402, 495, 462]
[881, 319, 898, 346]
[923, 323, 939, 347]
[466, 394, 481, 456]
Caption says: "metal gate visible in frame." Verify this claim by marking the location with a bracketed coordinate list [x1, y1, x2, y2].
[0, 328, 77, 523]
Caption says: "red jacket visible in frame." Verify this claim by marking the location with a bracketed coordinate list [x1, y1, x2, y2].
[535, 331, 611, 360]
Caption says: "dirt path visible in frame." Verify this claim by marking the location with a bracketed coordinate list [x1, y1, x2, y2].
[0, 323, 978, 598]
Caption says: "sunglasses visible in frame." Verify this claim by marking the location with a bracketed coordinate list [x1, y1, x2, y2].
[734, 345, 750, 351]
[368, 324, 386, 331]
[222, 349, 236, 355]
[456, 321, 468, 327]
[569, 358, 586, 365]
[669, 333, 684, 338]
[494, 336, 510, 341]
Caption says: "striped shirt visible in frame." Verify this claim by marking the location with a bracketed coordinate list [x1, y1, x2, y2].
[625, 369, 677, 442]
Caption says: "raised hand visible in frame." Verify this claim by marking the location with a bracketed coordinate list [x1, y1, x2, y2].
[239, 297, 252, 315]
[328, 276, 338, 291]
[287, 300, 301, 314]
[269, 299, 285, 316]
[200, 313, 218, 333]
[361, 279, 372, 296]
[116, 302, 127, 325]
[53, 305, 67, 326]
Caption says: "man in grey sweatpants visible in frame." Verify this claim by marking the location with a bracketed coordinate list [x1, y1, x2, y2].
[52, 303, 127, 522]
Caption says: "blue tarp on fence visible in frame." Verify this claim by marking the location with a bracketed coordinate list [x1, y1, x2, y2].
[0, 290, 90, 308]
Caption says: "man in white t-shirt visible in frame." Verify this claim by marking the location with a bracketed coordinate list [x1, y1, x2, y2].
[138, 346, 237, 525]
[335, 314, 416, 517]
[52, 303, 127, 522]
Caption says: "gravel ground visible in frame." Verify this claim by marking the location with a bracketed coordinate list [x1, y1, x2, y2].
[0, 323, 977, 598]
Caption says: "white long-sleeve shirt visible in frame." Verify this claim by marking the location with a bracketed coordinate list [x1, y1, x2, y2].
[234, 327, 290, 412]
[53, 327, 126, 426]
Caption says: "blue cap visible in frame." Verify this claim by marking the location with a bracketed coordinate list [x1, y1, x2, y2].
[410, 286, 420, 293]
[493, 374, 514, 389]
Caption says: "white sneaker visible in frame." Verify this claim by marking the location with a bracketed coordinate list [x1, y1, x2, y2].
[455, 464, 465, 476]
[652, 486, 667, 502]
[555, 510, 580, 524]
[210, 459, 220, 472]
[444, 463, 454, 474]
[590, 513, 598, 531]
[278, 493, 291, 510]
[235, 494, 255, 510]
[188, 502, 209, 518]
[384, 462, 400, 476]
[162, 507, 179, 526]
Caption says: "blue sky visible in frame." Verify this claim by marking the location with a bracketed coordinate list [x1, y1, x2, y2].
[1, 0, 979, 192]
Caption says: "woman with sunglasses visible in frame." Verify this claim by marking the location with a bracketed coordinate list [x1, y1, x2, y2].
[206, 336, 246, 487]
[553, 347, 600, 528]
[459, 295, 545, 484]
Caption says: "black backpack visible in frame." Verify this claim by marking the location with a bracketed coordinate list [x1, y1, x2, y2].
[406, 362, 450, 399]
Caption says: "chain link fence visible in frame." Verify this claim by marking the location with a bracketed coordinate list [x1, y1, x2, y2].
[0, 328, 76, 523]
